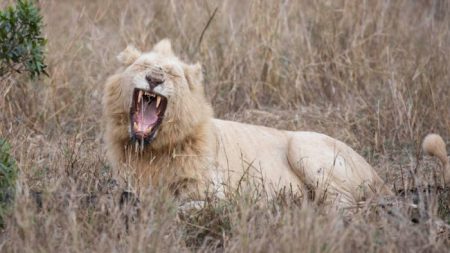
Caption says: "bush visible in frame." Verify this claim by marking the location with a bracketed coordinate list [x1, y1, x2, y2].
[0, 139, 18, 227]
[0, 0, 47, 79]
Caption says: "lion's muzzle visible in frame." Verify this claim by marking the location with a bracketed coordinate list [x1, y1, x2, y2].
[129, 84, 168, 144]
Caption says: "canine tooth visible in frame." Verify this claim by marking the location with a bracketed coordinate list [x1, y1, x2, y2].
[156, 96, 161, 108]
[134, 122, 138, 129]
[138, 90, 143, 103]
[146, 126, 153, 134]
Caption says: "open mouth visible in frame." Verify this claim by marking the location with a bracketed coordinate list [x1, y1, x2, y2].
[130, 88, 167, 143]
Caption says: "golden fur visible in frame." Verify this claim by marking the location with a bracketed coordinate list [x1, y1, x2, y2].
[103, 39, 448, 209]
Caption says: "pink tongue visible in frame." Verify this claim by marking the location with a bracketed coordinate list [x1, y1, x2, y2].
[137, 101, 158, 132]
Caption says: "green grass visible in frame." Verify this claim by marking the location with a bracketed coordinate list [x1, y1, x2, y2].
[0, 139, 17, 228]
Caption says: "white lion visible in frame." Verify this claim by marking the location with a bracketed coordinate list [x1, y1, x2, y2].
[103, 39, 449, 210]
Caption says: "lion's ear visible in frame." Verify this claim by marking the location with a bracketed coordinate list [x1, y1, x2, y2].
[117, 45, 141, 66]
[152, 39, 174, 56]
[184, 63, 204, 91]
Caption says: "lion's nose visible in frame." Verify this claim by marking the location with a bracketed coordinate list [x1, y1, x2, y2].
[145, 74, 164, 90]
[146, 66, 165, 90]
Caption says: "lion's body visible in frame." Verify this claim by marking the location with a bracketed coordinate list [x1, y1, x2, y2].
[213, 119, 390, 207]
[103, 39, 397, 209]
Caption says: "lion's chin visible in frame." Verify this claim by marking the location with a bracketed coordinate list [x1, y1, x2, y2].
[129, 88, 167, 144]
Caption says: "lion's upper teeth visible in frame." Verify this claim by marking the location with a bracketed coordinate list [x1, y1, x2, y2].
[156, 96, 161, 108]
[144, 91, 155, 97]
[138, 91, 143, 103]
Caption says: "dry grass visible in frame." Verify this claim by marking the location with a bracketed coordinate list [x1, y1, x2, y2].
[0, 0, 449, 252]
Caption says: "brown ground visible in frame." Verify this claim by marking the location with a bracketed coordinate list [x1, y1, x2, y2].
[0, 0, 449, 252]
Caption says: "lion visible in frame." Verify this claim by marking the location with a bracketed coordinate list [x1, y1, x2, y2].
[103, 39, 449, 210]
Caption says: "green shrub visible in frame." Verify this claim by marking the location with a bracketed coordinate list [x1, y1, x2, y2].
[0, 139, 18, 227]
[0, 0, 47, 78]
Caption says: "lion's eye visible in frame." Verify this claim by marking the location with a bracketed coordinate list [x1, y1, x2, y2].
[166, 72, 181, 79]
[163, 66, 182, 78]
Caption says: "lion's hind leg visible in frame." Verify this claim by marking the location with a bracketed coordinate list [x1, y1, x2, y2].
[286, 132, 385, 210]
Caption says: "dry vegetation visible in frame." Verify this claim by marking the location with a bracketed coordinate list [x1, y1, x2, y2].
[0, 0, 450, 252]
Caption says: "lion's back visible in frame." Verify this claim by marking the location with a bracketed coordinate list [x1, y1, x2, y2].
[211, 119, 304, 194]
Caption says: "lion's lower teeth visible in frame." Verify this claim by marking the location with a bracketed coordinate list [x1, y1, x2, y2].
[145, 127, 153, 134]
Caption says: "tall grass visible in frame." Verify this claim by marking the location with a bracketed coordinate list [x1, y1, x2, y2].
[0, 0, 449, 252]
